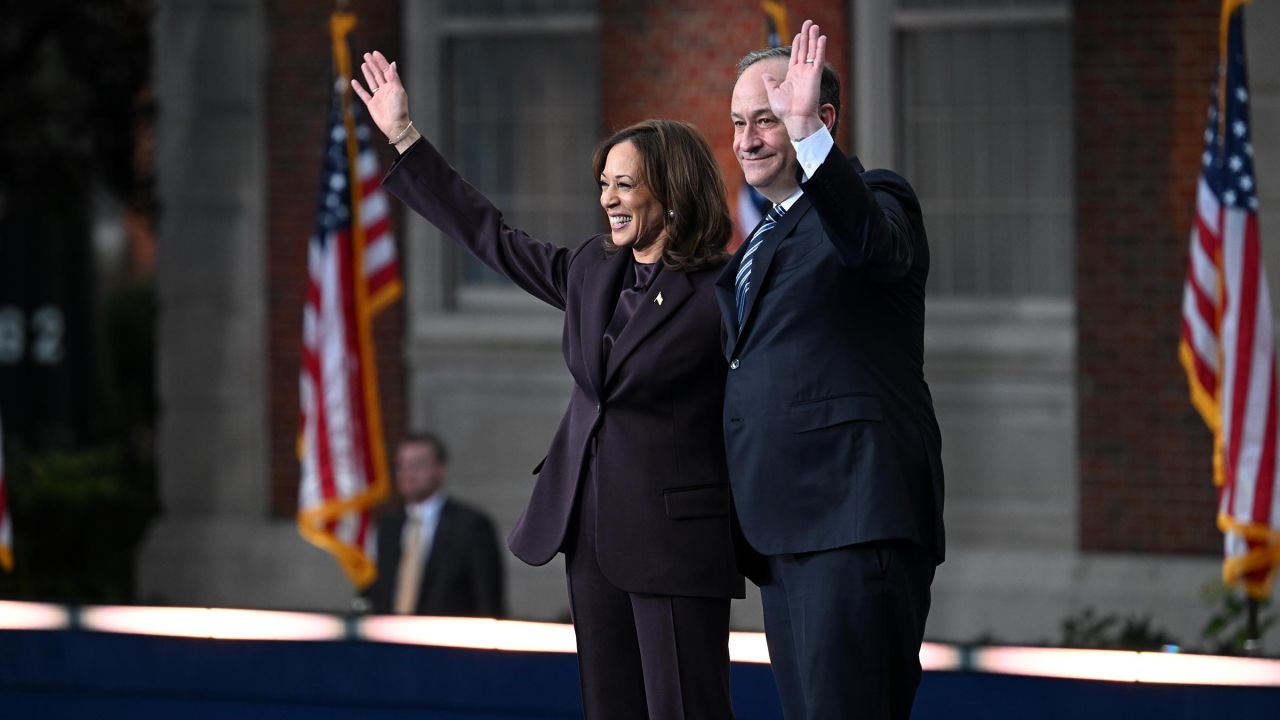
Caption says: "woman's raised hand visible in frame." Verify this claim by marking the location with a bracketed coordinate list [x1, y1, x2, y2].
[351, 50, 411, 143]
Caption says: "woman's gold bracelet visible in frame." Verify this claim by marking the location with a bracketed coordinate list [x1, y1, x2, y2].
[388, 121, 415, 145]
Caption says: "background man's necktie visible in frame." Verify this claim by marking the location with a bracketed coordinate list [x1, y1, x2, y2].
[393, 515, 423, 614]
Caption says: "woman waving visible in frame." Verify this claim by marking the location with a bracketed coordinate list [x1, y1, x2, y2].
[353, 51, 741, 719]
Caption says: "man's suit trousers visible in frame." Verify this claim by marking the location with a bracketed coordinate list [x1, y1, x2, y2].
[760, 540, 934, 720]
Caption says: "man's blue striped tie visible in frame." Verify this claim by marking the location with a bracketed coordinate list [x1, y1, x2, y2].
[735, 204, 786, 324]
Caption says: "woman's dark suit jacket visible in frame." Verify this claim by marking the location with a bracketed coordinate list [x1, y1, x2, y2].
[382, 138, 743, 600]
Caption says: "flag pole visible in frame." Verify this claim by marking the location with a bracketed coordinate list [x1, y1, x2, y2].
[1244, 597, 1262, 656]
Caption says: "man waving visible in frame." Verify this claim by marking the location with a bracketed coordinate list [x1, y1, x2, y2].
[719, 20, 945, 720]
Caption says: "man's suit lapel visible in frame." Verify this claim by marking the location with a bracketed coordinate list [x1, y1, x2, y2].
[604, 267, 693, 386]
[379, 511, 404, 607]
[716, 242, 748, 356]
[722, 195, 811, 357]
[417, 500, 453, 613]
[579, 248, 630, 400]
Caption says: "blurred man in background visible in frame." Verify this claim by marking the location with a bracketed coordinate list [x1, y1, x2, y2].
[362, 433, 505, 617]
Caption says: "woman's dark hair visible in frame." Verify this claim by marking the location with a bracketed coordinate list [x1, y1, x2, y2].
[591, 119, 732, 271]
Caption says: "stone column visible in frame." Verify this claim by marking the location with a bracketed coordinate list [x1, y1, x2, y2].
[139, 0, 351, 610]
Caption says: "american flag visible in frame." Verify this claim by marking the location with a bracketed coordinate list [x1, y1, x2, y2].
[297, 11, 401, 589]
[0, 409, 11, 572]
[735, 1, 789, 246]
[1179, 0, 1278, 599]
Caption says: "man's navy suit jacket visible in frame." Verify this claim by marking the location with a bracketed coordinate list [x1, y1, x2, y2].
[716, 146, 945, 564]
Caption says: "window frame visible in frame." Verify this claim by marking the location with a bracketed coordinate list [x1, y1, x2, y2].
[401, 2, 601, 333]
[848, 1, 1080, 554]
[854, 0, 1074, 304]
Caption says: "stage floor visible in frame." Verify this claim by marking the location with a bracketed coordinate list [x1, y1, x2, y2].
[2, 602, 1278, 718]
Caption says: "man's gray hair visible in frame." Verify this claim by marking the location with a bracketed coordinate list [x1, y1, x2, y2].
[736, 46, 841, 135]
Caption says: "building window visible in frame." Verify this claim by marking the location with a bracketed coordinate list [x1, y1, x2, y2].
[893, 0, 1073, 298]
[438, 1, 602, 289]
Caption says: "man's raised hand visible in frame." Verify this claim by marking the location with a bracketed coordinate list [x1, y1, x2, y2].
[760, 19, 827, 141]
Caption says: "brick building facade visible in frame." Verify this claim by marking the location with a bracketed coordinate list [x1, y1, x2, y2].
[1075, 0, 1221, 554]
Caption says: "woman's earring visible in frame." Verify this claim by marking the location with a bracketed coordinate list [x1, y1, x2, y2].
[667, 209, 675, 219]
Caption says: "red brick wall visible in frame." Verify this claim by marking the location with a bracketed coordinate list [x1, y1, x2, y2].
[266, 1, 404, 517]
[1075, 0, 1222, 554]
[601, 0, 850, 244]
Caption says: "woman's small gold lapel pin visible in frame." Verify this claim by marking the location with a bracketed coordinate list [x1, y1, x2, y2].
[655, 292, 664, 306]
